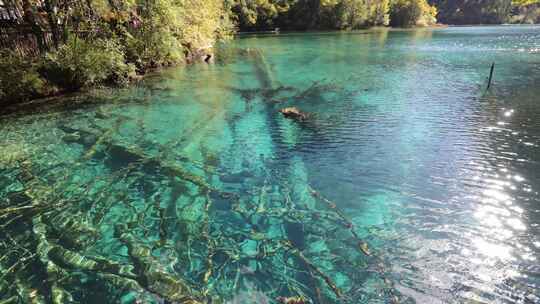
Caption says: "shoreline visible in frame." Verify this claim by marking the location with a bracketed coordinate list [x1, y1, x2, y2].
[236, 23, 540, 37]
[0, 54, 213, 117]
[236, 25, 449, 37]
[2, 24, 538, 116]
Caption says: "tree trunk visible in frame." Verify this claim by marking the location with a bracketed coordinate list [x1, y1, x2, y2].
[43, 0, 61, 48]
[309, 0, 321, 29]
[21, 0, 46, 53]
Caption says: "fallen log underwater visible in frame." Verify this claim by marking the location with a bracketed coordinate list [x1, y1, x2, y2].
[240, 47, 402, 303]
[57, 120, 366, 302]
[0, 47, 402, 304]
[0, 158, 209, 304]
[279, 107, 309, 121]
[60, 122, 215, 193]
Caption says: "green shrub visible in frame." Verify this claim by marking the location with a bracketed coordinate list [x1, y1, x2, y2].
[40, 37, 135, 90]
[123, 0, 233, 70]
[321, 0, 370, 30]
[0, 50, 48, 104]
[124, 28, 185, 70]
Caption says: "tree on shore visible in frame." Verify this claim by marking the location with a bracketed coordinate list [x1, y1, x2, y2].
[0, 0, 233, 104]
[429, 0, 514, 24]
[389, 0, 437, 27]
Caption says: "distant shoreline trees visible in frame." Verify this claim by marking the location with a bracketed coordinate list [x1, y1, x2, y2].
[230, 0, 437, 30]
[429, 0, 540, 24]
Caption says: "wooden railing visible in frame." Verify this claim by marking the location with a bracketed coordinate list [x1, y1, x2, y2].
[0, 25, 54, 56]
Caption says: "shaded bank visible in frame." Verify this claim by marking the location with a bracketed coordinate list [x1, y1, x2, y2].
[0, 0, 233, 105]
[429, 0, 540, 24]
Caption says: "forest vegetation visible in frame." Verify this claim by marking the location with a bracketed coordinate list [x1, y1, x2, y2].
[0, 0, 538, 105]
[430, 0, 540, 24]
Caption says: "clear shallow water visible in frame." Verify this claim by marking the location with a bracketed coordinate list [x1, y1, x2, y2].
[1, 26, 540, 304]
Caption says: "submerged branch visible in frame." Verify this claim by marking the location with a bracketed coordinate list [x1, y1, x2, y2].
[116, 227, 204, 304]
[282, 241, 342, 299]
[308, 186, 371, 256]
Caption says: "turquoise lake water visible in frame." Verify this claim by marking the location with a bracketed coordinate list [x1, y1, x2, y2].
[1, 25, 540, 303]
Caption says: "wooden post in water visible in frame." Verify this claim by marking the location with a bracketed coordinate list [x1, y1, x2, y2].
[487, 62, 495, 90]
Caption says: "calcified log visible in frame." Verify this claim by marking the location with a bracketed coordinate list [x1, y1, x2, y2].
[308, 186, 371, 256]
[0, 203, 55, 219]
[2, 163, 137, 303]
[277, 296, 308, 304]
[43, 256, 74, 304]
[61, 124, 215, 192]
[0, 296, 18, 304]
[83, 117, 126, 160]
[0, 252, 38, 299]
[0, 166, 66, 222]
[307, 187, 403, 301]
[220, 182, 343, 300]
[116, 228, 204, 304]
[36, 214, 110, 304]
[33, 215, 137, 277]
[245, 48, 277, 90]
[24, 189, 198, 304]
[282, 241, 342, 298]
[14, 274, 47, 304]
[43, 212, 98, 250]
[292, 80, 341, 101]
[279, 107, 308, 121]
[202, 192, 214, 289]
